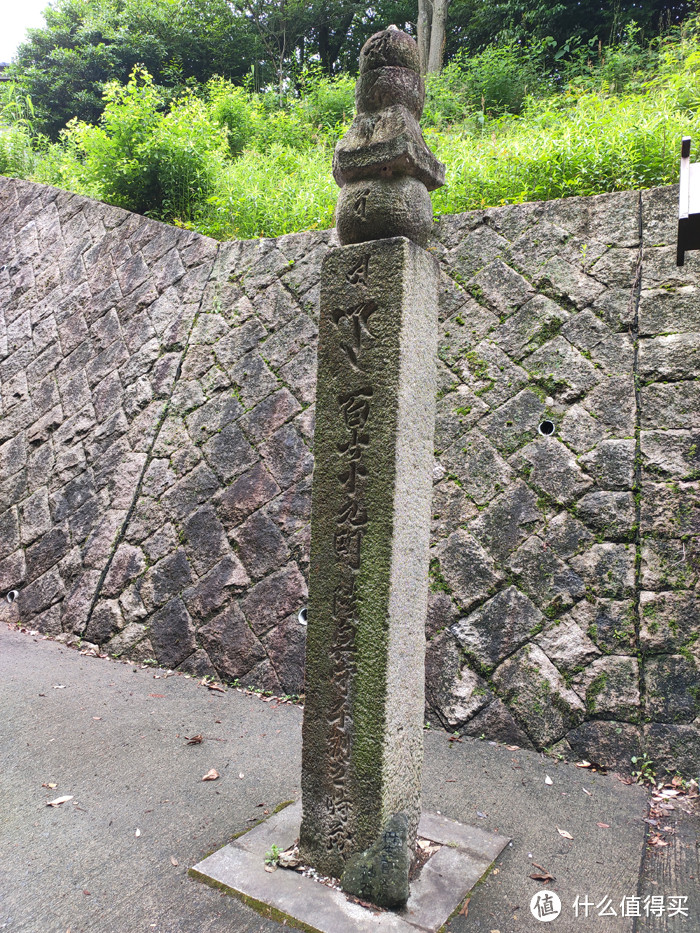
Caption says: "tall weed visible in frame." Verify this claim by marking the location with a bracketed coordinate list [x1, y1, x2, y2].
[0, 84, 37, 178]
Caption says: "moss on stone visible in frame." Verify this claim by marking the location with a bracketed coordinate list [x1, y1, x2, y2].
[429, 557, 452, 595]
[586, 671, 608, 713]
[188, 869, 319, 933]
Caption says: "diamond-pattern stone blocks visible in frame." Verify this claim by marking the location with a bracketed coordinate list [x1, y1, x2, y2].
[1, 177, 698, 774]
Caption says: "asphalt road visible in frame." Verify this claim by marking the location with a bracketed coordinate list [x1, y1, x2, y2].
[1, 621, 695, 933]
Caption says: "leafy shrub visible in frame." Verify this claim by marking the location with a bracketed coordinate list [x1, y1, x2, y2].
[6, 22, 700, 239]
[599, 24, 652, 94]
[558, 23, 656, 96]
[299, 71, 355, 131]
[461, 43, 546, 115]
[650, 20, 700, 113]
[425, 42, 547, 127]
[0, 125, 35, 179]
[60, 68, 228, 221]
[207, 77, 338, 156]
[249, 106, 315, 153]
[429, 85, 694, 214]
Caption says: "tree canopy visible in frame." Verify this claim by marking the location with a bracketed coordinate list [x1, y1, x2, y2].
[9, 0, 696, 137]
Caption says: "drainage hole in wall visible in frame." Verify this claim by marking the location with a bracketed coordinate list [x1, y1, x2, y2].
[298, 607, 308, 625]
[6, 590, 18, 604]
[538, 420, 555, 436]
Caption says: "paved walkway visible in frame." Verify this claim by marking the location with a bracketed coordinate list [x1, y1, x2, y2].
[1, 623, 696, 933]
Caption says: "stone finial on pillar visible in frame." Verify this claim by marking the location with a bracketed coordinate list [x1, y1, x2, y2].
[333, 26, 446, 248]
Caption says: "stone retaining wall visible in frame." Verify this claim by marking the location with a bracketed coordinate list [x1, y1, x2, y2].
[1, 177, 698, 775]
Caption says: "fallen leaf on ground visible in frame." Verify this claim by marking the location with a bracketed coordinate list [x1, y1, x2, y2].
[596, 822, 610, 828]
[353, 897, 376, 909]
[185, 735, 203, 745]
[92, 717, 101, 721]
[148, 694, 165, 698]
[52, 684, 66, 689]
[202, 769, 220, 781]
[576, 761, 592, 768]
[135, 828, 141, 837]
[207, 683, 226, 694]
[459, 897, 470, 918]
[239, 772, 244, 779]
[83, 890, 90, 896]
[42, 782, 57, 789]
[47, 795, 73, 807]
[545, 775, 553, 785]
[582, 788, 592, 796]
[170, 856, 178, 866]
[506, 745, 520, 751]
[557, 827, 573, 840]
[532, 862, 547, 872]
[448, 735, 462, 743]
[530, 872, 555, 882]
[264, 864, 277, 873]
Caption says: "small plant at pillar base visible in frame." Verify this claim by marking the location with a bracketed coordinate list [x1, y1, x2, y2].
[264, 844, 281, 867]
[631, 753, 656, 785]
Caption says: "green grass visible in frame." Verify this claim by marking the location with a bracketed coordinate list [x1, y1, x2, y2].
[202, 143, 338, 240]
[430, 90, 690, 212]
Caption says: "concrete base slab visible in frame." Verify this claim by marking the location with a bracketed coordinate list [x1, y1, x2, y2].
[191, 801, 510, 933]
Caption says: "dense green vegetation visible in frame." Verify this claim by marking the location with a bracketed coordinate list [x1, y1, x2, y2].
[8, 0, 690, 138]
[1, 7, 700, 240]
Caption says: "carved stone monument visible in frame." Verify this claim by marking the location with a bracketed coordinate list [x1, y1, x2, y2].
[192, 27, 510, 931]
[333, 25, 445, 247]
[298, 26, 444, 906]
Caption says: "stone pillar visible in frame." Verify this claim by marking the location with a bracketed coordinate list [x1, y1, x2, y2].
[299, 236, 439, 897]
[298, 25, 445, 908]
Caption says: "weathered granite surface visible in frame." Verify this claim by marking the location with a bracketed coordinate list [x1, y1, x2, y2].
[1, 176, 698, 775]
[299, 239, 438, 887]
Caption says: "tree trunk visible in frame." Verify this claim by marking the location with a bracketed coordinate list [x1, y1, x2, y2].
[278, 0, 287, 98]
[427, 0, 449, 74]
[417, 0, 431, 76]
[324, 6, 360, 75]
[318, 21, 330, 72]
